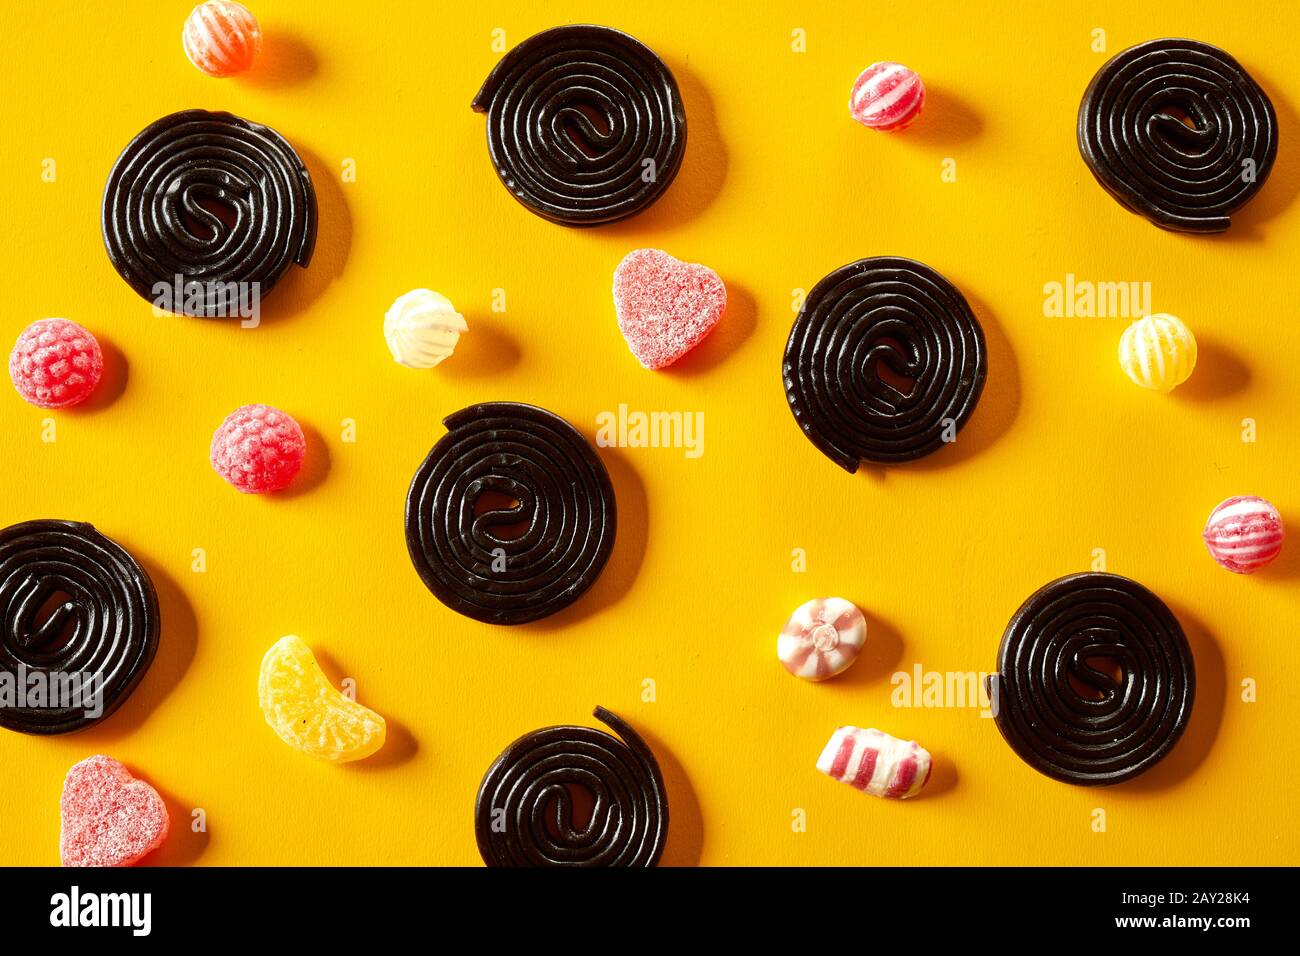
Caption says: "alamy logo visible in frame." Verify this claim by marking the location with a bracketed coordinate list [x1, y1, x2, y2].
[50, 886, 151, 936]
[891, 664, 998, 717]
[595, 404, 704, 459]
[152, 274, 262, 328]
[0, 663, 102, 720]
[1042, 274, 1151, 318]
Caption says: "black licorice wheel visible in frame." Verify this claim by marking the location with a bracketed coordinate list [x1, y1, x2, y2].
[404, 402, 616, 625]
[991, 573, 1195, 786]
[1077, 38, 1277, 233]
[475, 706, 669, 867]
[102, 109, 317, 315]
[0, 520, 159, 735]
[471, 24, 687, 225]
[783, 257, 987, 471]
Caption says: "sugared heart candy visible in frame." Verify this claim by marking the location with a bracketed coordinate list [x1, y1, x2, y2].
[60, 755, 169, 867]
[613, 248, 727, 369]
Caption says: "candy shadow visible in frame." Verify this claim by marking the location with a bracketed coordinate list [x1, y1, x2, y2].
[911, 755, 958, 800]
[240, 33, 319, 90]
[277, 420, 331, 499]
[635, 724, 703, 867]
[438, 316, 522, 378]
[663, 281, 756, 375]
[885, 289, 1020, 474]
[521, 445, 647, 632]
[898, 86, 983, 147]
[76, 554, 197, 742]
[829, 609, 903, 688]
[1217, 71, 1300, 239]
[144, 782, 209, 867]
[311, 647, 417, 771]
[260, 146, 352, 323]
[67, 338, 128, 414]
[1112, 603, 1224, 794]
[1175, 337, 1250, 402]
[600, 60, 727, 235]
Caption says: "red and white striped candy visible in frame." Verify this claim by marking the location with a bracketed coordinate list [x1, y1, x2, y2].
[1203, 496, 1284, 574]
[817, 727, 931, 799]
[778, 597, 866, 681]
[849, 62, 925, 131]
[182, 1, 262, 78]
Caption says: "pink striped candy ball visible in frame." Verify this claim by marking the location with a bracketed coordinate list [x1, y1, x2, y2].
[1203, 496, 1284, 574]
[778, 597, 866, 681]
[182, 1, 262, 78]
[849, 62, 925, 131]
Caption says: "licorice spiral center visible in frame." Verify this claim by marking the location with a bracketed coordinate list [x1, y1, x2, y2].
[472, 24, 687, 225]
[475, 707, 669, 867]
[992, 572, 1195, 785]
[783, 256, 987, 470]
[404, 402, 616, 625]
[0, 520, 159, 735]
[1077, 38, 1277, 232]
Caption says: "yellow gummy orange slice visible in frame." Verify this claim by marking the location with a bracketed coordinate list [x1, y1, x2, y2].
[258, 635, 386, 762]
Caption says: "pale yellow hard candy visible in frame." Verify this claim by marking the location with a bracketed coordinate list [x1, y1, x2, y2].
[1118, 313, 1197, 392]
[384, 289, 467, 368]
[258, 635, 386, 762]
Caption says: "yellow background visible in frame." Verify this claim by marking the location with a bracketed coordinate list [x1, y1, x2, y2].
[2, 0, 1297, 866]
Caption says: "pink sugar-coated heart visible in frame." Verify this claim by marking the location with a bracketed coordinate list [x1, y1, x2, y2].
[613, 248, 727, 369]
[60, 755, 169, 867]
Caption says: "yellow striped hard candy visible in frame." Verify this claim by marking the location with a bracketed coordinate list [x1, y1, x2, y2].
[1118, 313, 1197, 392]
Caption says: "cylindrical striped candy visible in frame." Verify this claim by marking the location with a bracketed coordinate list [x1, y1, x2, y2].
[1203, 496, 1284, 574]
[1118, 313, 1197, 392]
[183, 1, 262, 78]
[849, 63, 925, 131]
[817, 727, 931, 799]
[778, 597, 866, 681]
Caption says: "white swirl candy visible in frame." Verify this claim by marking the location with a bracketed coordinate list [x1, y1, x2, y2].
[384, 289, 467, 369]
[778, 597, 866, 680]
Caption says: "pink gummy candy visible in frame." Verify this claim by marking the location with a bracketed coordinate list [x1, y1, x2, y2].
[613, 248, 727, 369]
[60, 755, 170, 867]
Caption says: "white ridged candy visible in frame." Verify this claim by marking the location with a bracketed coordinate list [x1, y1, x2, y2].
[384, 289, 467, 369]
[1118, 313, 1197, 392]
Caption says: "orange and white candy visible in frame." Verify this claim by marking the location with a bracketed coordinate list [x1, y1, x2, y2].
[182, 1, 262, 78]
[778, 597, 866, 681]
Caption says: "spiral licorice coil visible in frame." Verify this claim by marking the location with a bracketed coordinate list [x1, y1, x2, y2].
[471, 24, 687, 225]
[475, 707, 669, 867]
[404, 402, 617, 625]
[1077, 38, 1277, 233]
[0, 520, 159, 735]
[783, 256, 987, 471]
[991, 572, 1195, 786]
[102, 109, 317, 315]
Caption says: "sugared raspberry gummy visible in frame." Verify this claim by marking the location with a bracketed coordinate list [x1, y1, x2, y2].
[210, 403, 306, 493]
[9, 318, 104, 408]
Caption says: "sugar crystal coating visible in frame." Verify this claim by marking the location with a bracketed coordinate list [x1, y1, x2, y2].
[60, 755, 169, 867]
[613, 248, 726, 370]
[210, 403, 305, 493]
[9, 318, 104, 408]
[258, 635, 386, 762]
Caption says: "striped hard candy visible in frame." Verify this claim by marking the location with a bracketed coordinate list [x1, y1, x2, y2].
[1118, 313, 1197, 392]
[778, 597, 866, 681]
[183, 1, 262, 77]
[849, 62, 925, 131]
[1203, 496, 1284, 574]
[817, 727, 931, 799]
